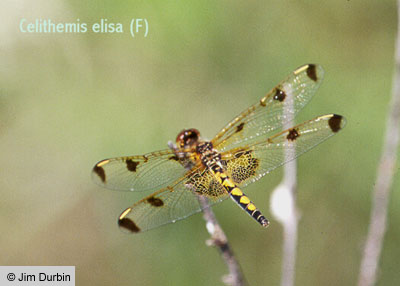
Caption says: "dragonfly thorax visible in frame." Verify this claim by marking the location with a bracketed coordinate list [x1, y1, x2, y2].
[196, 141, 222, 169]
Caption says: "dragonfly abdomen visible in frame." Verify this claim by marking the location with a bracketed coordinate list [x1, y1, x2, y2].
[212, 169, 269, 227]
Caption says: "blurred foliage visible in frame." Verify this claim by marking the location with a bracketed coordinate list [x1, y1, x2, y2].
[0, 0, 399, 285]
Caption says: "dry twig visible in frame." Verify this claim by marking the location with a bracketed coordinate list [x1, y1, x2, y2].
[198, 196, 245, 286]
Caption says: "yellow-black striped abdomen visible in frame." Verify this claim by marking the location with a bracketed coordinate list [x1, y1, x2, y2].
[213, 170, 269, 227]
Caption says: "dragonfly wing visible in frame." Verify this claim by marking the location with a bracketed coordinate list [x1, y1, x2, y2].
[221, 114, 346, 188]
[213, 64, 324, 152]
[118, 167, 229, 233]
[92, 149, 189, 192]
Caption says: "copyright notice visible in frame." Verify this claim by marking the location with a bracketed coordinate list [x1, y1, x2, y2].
[0, 266, 74, 285]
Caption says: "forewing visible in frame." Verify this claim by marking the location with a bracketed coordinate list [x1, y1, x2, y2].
[213, 64, 324, 152]
[222, 114, 346, 187]
[118, 167, 229, 233]
[92, 149, 189, 192]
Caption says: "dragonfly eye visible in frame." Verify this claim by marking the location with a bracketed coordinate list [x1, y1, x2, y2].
[176, 128, 200, 149]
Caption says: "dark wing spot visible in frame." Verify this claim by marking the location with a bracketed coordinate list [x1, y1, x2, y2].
[147, 196, 164, 207]
[235, 122, 245, 133]
[93, 165, 106, 183]
[306, 64, 318, 82]
[169, 155, 179, 161]
[273, 88, 286, 102]
[118, 218, 141, 233]
[328, 114, 343, 133]
[287, 128, 300, 141]
[126, 159, 139, 172]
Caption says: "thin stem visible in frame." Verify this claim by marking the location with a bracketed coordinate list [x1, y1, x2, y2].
[357, 2, 400, 285]
[280, 160, 299, 286]
[198, 196, 245, 286]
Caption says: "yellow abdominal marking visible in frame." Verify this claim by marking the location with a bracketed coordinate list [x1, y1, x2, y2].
[240, 196, 250, 204]
[231, 188, 243, 196]
[223, 179, 235, 188]
[247, 203, 256, 211]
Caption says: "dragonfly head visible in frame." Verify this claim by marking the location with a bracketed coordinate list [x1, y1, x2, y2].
[176, 128, 200, 149]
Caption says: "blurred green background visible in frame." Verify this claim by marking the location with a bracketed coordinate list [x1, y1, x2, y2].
[1, 1, 399, 285]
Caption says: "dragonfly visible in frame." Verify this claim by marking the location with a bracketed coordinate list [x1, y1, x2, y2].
[92, 64, 346, 233]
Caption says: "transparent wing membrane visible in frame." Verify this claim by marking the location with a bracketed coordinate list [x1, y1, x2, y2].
[222, 114, 346, 187]
[118, 168, 228, 233]
[92, 149, 189, 192]
[213, 64, 324, 152]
